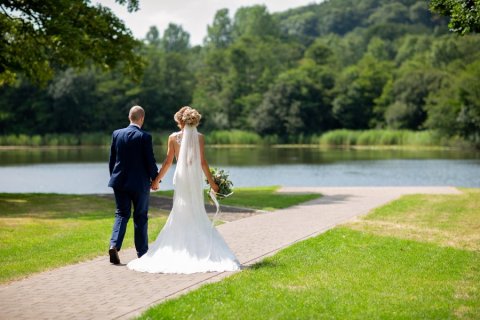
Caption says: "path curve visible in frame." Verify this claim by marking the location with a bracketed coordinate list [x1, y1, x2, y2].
[0, 187, 460, 320]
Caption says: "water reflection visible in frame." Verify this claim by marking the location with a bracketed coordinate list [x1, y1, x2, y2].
[1, 146, 479, 166]
[0, 146, 479, 193]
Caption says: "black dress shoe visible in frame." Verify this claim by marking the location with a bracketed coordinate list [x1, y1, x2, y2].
[109, 246, 120, 265]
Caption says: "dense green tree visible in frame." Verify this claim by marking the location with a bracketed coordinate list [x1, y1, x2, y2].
[409, 1, 438, 26]
[0, 66, 127, 135]
[47, 69, 98, 133]
[367, 2, 410, 25]
[193, 35, 302, 130]
[162, 23, 190, 52]
[205, 9, 233, 48]
[333, 55, 393, 129]
[277, 9, 318, 45]
[429, 34, 480, 68]
[232, 5, 278, 39]
[253, 60, 335, 137]
[430, 0, 480, 34]
[366, 37, 395, 61]
[426, 61, 480, 145]
[0, 0, 142, 86]
[145, 26, 161, 48]
[320, 8, 360, 35]
[94, 68, 138, 131]
[134, 38, 195, 130]
[305, 40, 334, 65]
[383, 66, 447, 129]
[430, 36, 462, 67]
[0, 79, 50, 134]
[395, 34, 434, 64]
[191, 49, 230, 130]
[314, 33, 366, 68]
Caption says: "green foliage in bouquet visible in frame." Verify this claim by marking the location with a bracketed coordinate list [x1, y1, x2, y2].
[206, 167, 234, 199]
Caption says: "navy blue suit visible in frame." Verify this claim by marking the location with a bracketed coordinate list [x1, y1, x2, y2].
[108, 124, 158, 257]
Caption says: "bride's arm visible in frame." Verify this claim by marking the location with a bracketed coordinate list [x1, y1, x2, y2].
[152, 136, 175, 189]
[199, 135, 219, 193]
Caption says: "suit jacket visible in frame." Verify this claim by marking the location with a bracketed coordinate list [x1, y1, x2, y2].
[108, 125, 158, 193]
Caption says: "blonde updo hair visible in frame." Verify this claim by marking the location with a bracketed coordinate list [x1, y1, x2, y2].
[174, 106, 190, 128]
[174, 106, 201, 127]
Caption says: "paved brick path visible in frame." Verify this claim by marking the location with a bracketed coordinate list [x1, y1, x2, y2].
[0, 187, 460, 320]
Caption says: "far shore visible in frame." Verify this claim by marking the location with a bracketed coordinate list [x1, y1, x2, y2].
[0, 145, 111, 151]
[3, 129, 476, 150]
[0, 144, 463, 151]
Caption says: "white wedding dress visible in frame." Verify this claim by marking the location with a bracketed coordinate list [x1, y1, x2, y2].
[127, 125, 241, 274]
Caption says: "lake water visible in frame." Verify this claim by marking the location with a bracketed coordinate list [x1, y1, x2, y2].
[0, 146, 479, 194]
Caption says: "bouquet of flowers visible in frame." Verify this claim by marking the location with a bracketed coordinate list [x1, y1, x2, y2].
[206, 167, 233, 200]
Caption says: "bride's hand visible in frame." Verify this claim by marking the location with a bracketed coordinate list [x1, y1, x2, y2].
[210, 183, 219, 193]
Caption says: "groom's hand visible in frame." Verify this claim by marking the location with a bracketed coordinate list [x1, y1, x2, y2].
[151, 180, 160, 191]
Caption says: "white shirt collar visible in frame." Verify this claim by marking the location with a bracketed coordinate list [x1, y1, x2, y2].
[129, 123, 141, 129]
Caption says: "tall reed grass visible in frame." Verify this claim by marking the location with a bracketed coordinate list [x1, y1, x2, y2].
[205, 130, 262, 145]
[0, 129, 453, 148]
[318, 129, 440, 147]
[0, 133, 109, 146]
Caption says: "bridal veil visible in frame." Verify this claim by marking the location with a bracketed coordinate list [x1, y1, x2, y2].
[127, 125, 240, 274]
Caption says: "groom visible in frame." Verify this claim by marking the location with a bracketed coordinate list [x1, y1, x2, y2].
[108, 106, 159, 265]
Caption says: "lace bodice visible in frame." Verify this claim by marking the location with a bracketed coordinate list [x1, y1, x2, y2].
[174, 131, 201, 145]
[174, 132, 182, 145]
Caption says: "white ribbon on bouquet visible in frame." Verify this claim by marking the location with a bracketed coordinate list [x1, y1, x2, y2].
[208, 188, 233, 226]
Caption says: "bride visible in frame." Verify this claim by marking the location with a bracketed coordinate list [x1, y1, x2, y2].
[127, 107, 241, 274]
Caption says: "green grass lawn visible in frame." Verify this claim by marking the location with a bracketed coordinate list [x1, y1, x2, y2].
[139, 188, 480, 319]
[154, 186, 321, 211]
[0, 194, 168, 284]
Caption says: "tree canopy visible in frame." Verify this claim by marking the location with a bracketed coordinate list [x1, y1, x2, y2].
[1, 0, 480, 146]
[0, 0, 143, 86]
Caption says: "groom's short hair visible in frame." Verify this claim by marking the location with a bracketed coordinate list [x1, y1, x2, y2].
[129, 106, 145, 122]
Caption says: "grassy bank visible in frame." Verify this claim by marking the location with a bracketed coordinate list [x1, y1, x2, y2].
[139, 189, 480, 319]
[0, 129, 461, 148]
[155, 186, 321, 211]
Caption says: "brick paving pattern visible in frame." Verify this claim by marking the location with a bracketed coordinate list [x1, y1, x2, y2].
[0, 187, 460, 320]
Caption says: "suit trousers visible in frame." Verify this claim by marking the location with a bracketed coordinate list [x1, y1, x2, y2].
[110, 188, 149, 257]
